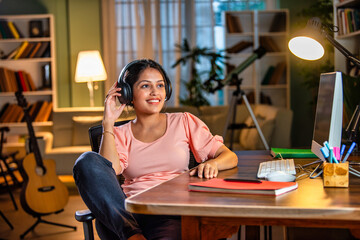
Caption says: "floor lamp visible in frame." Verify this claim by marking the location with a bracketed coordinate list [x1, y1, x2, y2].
[75, 50, 107, 107]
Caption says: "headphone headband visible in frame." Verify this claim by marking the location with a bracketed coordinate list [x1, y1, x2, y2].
[117, 59, 172, 105]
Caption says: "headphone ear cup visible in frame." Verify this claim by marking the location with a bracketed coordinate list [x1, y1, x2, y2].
[117, 76, 132, 105]
[165, 77, 172, 101]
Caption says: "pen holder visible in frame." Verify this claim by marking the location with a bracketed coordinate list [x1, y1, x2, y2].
[323, 162, 349, 188]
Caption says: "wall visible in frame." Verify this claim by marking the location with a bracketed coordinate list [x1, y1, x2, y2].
[279, 0, 316, 148]
[0, 0, 104, 108]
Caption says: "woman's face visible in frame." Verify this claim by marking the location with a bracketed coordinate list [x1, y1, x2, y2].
[132, 67, 166, 114]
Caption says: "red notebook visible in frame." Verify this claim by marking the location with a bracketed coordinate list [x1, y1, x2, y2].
[188, 179, 298, 196]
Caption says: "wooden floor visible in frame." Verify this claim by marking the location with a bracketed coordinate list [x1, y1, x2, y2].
[0, 176, 100, 240]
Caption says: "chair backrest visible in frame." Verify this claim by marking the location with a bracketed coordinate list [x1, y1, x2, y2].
[88, 121, 199, 169]
[88, 120, 130, 153]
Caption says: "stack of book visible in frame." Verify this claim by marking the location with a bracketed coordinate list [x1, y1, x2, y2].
[0, 67, 36, 92]
[0, 100, 53, 123]
[337, 8, 360, 35]
[3, 41, 50, 60]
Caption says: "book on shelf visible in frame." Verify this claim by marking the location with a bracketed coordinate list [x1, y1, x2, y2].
[0, 68, 7, 92]
[24, 72, 36, 91]
[0, 103, 10, 122]
[30, 101, 44, 122]
[260, 36, 280, 52]
[268, 61, 286, 85]
[34, 101, 49, 122]
[19, 42, 36, 59]
[261, 66, 275, 85]
[0, 21, 7, 39]
[5, 47, 19, 60]
[34, 42, 50, 58]
[188, 178, 298, 196]
[38, 101, 52, 122]
[1, 104, 22, 123]
[271, 148, 317, 158]
[11, 105, 24, 123]
[0, 20, 13, 39]
[269, 12, 286, 32]
[226, 14, 243, 33]
[7, 21, 20, 39]
[13, 41, 29, 60]
[226, 41, 252, 53]
[3, 68, 16, 92]
[27, 42, 42, 58]
[15, 71, 28, 91]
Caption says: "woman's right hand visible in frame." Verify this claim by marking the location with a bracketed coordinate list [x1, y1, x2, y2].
[103, 81, 126, 129]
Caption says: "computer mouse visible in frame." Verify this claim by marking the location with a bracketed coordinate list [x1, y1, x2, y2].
[266, 171, 296, 182]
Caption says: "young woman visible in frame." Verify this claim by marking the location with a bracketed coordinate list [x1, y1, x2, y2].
[73, 59, 238, 240]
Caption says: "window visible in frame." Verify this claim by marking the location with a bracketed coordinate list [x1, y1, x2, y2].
[113, 0, 267, 106]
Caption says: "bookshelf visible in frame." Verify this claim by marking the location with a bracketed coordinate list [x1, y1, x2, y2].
[0, 14, 56, 143]
[333, 0, 360, 75]
[223, 10, 290, 108]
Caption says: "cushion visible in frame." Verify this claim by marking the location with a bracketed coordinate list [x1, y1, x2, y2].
[239, 105, 277, 150]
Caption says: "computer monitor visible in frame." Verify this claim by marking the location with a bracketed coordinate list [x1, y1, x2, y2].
[311, 72, 343, 161]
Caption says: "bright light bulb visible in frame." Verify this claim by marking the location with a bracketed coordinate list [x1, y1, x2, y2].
[288, 36, 324, 61]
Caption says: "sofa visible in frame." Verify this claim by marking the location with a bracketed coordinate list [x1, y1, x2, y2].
[33, 104, 292, 175]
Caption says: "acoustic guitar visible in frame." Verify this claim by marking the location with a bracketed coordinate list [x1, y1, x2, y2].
[15, 91, 69, 215]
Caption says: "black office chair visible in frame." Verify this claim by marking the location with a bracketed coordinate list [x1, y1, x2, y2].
[75, 120, 199, 240]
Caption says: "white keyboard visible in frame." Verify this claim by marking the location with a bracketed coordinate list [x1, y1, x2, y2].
[257, 159, 296, 178]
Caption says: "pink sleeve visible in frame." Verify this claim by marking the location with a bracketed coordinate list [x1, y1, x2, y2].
[183, 112, 224, 163]
[113, 126, 130, 174]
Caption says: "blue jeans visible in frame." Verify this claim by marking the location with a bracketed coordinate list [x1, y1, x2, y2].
[73, 152, 181, 240]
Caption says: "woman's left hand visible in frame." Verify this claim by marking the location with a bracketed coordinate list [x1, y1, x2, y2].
[189, 160, 218, 179]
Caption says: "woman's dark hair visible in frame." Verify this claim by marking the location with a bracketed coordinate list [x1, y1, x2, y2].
[125, 59, 169, 94]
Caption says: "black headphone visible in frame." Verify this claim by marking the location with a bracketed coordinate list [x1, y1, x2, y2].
[117, 59, 172, 105]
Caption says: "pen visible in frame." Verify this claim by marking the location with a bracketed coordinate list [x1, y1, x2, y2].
[330, 148, 339, 164]
[224, 178, 262, 183]
[320, 146, 329, 161]
[342, 142, 357, 163]
[340, 144, 346, 160]
[324, 141, 332, 163]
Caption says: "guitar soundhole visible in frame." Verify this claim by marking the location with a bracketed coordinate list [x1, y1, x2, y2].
[35, 166, 46, 176]
[38, 186, 55, 192]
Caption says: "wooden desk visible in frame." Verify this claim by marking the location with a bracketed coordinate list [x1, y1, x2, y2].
[125, 150, 360, 239]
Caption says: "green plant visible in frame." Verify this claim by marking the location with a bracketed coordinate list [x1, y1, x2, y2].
[172, 39, 228, 108]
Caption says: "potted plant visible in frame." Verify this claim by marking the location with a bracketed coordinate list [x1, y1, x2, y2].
[172, 39, 228, 108]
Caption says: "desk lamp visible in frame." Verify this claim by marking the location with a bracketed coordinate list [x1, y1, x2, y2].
[288, 17, 360, 144]
[75, 50, 107, 107]
[288, 17, 360, 68]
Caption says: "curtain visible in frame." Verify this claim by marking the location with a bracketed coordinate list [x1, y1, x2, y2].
[101, 0, 271, 106]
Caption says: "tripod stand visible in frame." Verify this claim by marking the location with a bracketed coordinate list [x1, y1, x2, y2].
[223, 76, 270, 150]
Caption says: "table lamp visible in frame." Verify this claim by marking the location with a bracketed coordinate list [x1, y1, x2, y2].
[75, 50, 107, 107]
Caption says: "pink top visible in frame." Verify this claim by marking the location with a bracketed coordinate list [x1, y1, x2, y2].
[113, 112, 223, 197]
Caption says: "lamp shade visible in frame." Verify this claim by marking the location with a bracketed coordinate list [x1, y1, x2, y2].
[288, 36, 324, 60]
[75, 50, 107, 82]
[288, 17, 325, 61]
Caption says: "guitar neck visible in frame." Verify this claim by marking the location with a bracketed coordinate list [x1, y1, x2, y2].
[15, 92, 44, 167]
[23, 106, 43, 166]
